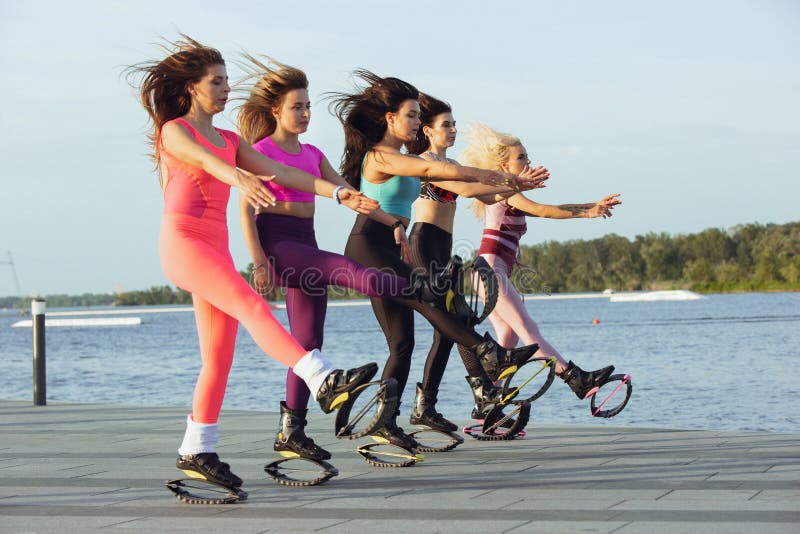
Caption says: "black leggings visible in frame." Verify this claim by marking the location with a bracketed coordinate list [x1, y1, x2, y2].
[408, 222, 458, 393]
[344, 215, 485, 397]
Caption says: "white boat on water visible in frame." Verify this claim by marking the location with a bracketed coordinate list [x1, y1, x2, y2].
[609, 290, 704, 303]
[11, 317, 142, 328]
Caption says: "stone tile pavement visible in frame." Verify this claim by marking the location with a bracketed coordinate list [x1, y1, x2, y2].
[1, 400, 798, 533]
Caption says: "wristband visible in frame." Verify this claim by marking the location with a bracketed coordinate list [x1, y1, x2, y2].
[333, 185, 345, 205]
[391, 220, 406, 231]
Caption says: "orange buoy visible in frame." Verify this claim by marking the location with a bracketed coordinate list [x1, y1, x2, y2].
[592, 318, 600, 325]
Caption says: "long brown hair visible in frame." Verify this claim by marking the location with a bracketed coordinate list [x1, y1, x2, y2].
[126, 35, 225, 170]
[327, 70, 419, 189]
[406, 93, 452, 155]
[236, 54, 309, 145]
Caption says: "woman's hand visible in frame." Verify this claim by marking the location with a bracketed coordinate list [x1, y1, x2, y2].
[394, 225, 411, 263]
[251, 262, 275, 298]
[234, 168, 277, 209]
[475, 168, 518, 187]
[339, 189, 380, 215]
[517, 165, 550, 191]
[587, 194, 622, 218]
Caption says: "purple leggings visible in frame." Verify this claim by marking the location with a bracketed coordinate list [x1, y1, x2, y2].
[256, 213, 408, 409]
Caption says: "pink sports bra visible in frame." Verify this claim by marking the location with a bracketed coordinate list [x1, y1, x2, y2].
[160, 117, 240, 223]
[251, 137, 324, 203]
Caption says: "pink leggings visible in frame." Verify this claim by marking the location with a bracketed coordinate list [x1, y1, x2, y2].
[479, 254, 566, 370]
[160, 214, 308, 423]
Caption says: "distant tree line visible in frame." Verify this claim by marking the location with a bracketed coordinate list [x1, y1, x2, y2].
[2, 221, 797, 310]
[510, 221, 800, 294]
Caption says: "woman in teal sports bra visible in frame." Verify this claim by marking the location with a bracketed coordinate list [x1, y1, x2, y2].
[330, 71, 543, 450]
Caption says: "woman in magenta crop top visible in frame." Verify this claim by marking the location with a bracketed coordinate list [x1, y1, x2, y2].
[462, 123, 623, 402]
[330, 70, 549, 450]
[234, 58, 531, 460]
[235, 56, 444, 462]
[128, 36, 387, 489]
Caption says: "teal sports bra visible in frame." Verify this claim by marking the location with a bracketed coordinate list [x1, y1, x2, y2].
[360, 155, 421, 219]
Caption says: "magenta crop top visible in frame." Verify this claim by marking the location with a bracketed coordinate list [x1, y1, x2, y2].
[160, 117, 240, 223]
[251, 137, 324, 203]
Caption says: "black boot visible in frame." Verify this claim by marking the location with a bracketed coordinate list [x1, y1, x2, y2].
[316, 363, 378, 413]
[407, 255, 464, 304]
[372, 405, 419, 451]
[409, 383, 457, 432]
[274, 401, 331, 461]
[432, 255, 463, 295]
[560, 361, 615, 399]
[176, 452, 243, 488]
[466, 375, 504, 420]
[473, 332, 539, 382]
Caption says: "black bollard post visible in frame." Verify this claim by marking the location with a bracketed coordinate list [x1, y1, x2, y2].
[32, 298, 46, 406]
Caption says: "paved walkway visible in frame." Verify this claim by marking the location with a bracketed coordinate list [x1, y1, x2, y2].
[1, 400, 798, 533]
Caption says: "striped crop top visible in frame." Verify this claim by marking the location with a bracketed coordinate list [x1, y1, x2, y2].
[477, 200, 528, 268]
[418, 152, 458, 204]
[160, 117, 240, 223]
[251, 137, 323, 203]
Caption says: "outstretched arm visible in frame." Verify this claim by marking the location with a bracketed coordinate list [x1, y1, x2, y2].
[436, 165, 550, 199]
[507, 193, 621, 219]
[160, 121, 276, 209]
[367, 149, 515, 187]
[238, 142, 379, 215]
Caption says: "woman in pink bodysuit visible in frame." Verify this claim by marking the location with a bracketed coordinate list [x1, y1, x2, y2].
[128, 36, 384, 488]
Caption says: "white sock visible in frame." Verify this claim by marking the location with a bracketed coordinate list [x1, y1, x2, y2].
[178, 415, 219, 456]
[292, 349, 335, 398]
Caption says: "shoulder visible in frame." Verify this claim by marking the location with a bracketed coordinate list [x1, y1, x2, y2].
[217, 128, 240, 147]
[162, 118, 192, 138]
[303, 143, 325, 162]
[252, 136, 275, 155]
[446, 157, 459, 166]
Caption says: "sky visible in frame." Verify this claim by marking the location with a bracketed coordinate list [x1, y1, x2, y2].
[0, 0, 798, 296]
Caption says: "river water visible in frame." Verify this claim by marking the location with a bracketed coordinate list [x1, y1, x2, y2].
[1, 292, 798, 433]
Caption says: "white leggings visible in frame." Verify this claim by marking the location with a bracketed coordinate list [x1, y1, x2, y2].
[479, 254, 567, 371]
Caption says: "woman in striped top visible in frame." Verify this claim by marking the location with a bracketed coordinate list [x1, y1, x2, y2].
[463, 124, 622, 400]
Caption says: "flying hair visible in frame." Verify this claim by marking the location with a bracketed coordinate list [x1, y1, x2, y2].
[125, 34, 225, 185]
[235, 54, 309, 145]
[459, 123, 521, 218]
[326, 70, 419, 189]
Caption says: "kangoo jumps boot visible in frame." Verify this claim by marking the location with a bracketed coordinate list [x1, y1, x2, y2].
[372, 405, 420, 451]
[407, 255, 464, 305]
[274, 401, 331, 461]
[316, 363, 378, 414]
[559, 361, 615, 399]
[465, 375, 504, 420]
[409, 383, 458, 433]
[432, 255, 463, 295]
[176, 452, 243, 488]
[473, 332, 540, 382]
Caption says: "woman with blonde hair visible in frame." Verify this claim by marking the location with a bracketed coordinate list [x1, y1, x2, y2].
[462, 123, 622, 400]
[127, 36, 386, 489]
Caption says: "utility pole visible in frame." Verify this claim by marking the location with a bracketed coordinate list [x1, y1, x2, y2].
[1, 251, 22, 296]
